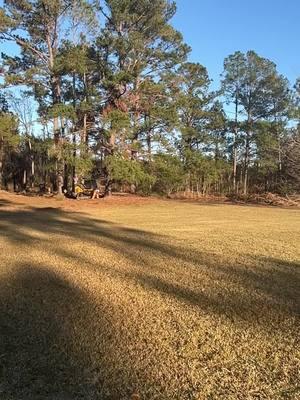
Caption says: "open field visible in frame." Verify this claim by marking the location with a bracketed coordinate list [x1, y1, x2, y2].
[0, 192, 299, 399]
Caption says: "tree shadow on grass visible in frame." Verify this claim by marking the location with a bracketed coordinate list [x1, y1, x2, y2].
[0, 265, 95, 398]
[0, 264, 143, 400]
[124, 256, 300, 325]
[0, 204, 300, 400]
[0, 202, 299, 324]
[0, 201, 299, 398]
[0, 198, 13, 207]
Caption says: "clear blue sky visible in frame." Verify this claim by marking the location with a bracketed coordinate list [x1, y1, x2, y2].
[172, 0, 300, 90]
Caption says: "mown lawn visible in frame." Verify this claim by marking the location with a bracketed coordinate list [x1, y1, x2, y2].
[0, 193, 299, 399]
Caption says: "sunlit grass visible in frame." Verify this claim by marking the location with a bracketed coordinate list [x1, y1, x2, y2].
[0, 193, 299, 399]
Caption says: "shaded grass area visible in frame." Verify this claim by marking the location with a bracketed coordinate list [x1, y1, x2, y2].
[0, 196, 299, 399]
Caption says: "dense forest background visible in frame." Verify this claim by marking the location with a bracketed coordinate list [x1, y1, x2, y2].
[0, 0, 299, 198]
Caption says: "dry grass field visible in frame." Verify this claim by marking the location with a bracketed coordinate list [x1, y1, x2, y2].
[0, 192, 299, 399]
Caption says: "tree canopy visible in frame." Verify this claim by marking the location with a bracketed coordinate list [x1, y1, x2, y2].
[0, 1, 299, 197]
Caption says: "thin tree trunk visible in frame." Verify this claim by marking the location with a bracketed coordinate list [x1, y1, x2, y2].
[233, 93, 238, 193]
[243, 133, 250, 195]
[104, 128, 115, 197]
[0, 161, 3, 189]
[52, 75, 63, 195]
[147, 130, 152, 161]
[28, 138, 35, 188]
[31, 159, 35, 187]
[72, 72, 77, 193]
[278, 132, 282, 173]
[82, 71, 88, 149]
[0, 140, 3, 189]
[23, 169, 27, 188]
[48, 26, 63, 195]
[243, 111, 252, 195]
[132, 77, 141, 159]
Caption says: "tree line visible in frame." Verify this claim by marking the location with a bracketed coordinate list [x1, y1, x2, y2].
[0, 0, 299, 197]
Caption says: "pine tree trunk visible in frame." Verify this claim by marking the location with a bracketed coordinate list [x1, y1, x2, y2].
[233, 95, 238, 193]
[31, 159, 35, 188]
[0, 140, 3, 189]
[28, 139, 35, 188]
[0, 161, 3, 189]
[147, 129, 152, 161]
[243, 134, 250, 195]
[243, 112, 252, 195]
[278, 136, 282, 173]
[82, 71, 88, 149]
[72, 72, 77, 194]
[23, 169, 27, 189]
[48, 28, 63, 195]
[52, 77, 63, 195]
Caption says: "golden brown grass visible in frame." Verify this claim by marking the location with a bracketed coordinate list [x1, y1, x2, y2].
[0, 192, 299, 399]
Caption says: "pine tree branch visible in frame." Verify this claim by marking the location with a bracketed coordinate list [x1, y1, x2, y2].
[3, 32, 49, 65]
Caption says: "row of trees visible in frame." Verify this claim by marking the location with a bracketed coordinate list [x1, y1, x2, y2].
[0, 0, 299, 197]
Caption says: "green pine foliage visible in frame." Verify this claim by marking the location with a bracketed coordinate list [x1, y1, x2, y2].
[0, 2, 299, 196]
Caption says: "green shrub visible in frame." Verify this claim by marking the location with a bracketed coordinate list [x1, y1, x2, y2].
[152, 153, 185, 195]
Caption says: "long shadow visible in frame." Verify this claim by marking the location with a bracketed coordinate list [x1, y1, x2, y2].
[123, 256, 300, 325]
[0, 198, 13, 207]
[0, 200, 299, 398]
[0, 264, 144, 400]
[0, 265, 96, 398]
[0, 203, 299, 324]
